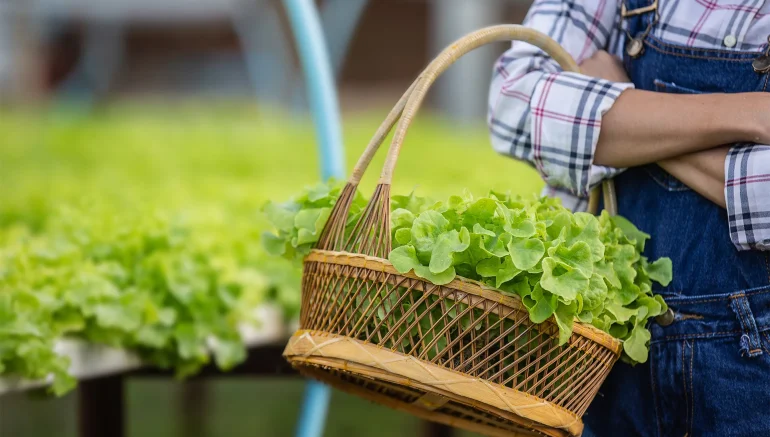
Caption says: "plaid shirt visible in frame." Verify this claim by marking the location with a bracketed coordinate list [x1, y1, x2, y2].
[489, 0, 770, 251]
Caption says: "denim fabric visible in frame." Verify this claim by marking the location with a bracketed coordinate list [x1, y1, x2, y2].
[582, 1, 770, 436]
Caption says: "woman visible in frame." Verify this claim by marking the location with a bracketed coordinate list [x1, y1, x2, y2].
[490, 1, 770, 435]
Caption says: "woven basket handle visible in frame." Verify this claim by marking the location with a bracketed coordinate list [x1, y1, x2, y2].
[348, 80, 417, 184]
[365, 24, 615, 215]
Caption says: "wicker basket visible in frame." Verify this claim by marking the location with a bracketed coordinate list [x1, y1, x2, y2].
[283, 25, 622, 437]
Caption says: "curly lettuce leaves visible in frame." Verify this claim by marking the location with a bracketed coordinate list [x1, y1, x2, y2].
[261, 179, 368, 260]
[265, 183, 672, 364]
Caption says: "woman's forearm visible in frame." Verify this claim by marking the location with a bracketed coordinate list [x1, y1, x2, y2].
[658, 147, 730, 208]
[595, 90, 765, 167]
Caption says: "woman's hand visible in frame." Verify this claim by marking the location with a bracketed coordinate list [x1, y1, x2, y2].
[579, 51, 631, 83]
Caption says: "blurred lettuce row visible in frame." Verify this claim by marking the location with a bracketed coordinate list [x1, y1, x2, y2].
[0, 106, 538, 394]
[0, 107, 316, 394]
[0, 204, 300, 395]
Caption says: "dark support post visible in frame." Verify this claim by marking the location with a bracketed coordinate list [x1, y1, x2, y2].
[424, 421, 455, 437]
[179, 381, 208, 437]
[78, 374, 125, 437]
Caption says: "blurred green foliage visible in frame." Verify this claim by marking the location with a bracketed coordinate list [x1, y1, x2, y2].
[0, 103, 542, 222]
[0, 102, 542, 391]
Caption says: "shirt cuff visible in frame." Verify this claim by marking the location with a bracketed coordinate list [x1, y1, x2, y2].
[530, 72, 633, 196]
[541, 185, 589, 212]
[725, 144, 770, 251]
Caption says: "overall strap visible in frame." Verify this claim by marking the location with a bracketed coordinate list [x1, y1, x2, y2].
[620, 0, 659, 57]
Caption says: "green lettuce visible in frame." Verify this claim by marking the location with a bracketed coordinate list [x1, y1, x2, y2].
[265, 183, 672, 364]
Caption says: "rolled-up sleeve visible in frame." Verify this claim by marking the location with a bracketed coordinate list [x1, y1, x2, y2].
[725, 145, 770, 251]
[488, 0, 633, 197]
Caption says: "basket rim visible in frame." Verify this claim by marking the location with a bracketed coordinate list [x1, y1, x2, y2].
[305, 249, 622, 356]
[284, 330, 583, 436]
[294, 362, 556, 437]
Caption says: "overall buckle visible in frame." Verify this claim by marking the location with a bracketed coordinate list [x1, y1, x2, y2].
[621, 0, 658, 18]
[621, 0, 658, 58]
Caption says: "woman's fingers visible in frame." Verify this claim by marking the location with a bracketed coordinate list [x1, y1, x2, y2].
[578, 51, 631, 83]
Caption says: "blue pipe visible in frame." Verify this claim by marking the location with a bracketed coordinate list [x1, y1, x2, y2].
[295, 379, 332, 437]
[282, 1, 345, 436]
[283, 0, 346, 180]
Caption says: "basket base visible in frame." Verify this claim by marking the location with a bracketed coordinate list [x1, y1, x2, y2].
[283, 330, 582, 437]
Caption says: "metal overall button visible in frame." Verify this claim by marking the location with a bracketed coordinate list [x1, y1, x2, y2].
[655, 308, 675, 326]
[621, 0, 658, 58]
[753, 35, 770, 73]
[627, 37, 644, 58]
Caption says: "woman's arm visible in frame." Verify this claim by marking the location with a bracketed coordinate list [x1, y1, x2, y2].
[658, 147, 729, 207]
[595, 91, 766, 168]
[489, 0, 631, 197]
[580, 50, 768, 168]
[582, 50, 729, 206]
[489, 0, 769, 198]
[583, 51, 770, 251]
[657, 144, 770, 251]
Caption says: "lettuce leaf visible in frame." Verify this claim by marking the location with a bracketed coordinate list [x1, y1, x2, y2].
[266, 182, 672, 364]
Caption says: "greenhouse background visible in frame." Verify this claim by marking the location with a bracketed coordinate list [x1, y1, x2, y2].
[0, 1, 545, 436]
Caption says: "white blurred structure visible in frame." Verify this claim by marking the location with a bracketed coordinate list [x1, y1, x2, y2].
[0, 0, 45, 102]
[0, 2, 15, 101]
[431, 0, 506, 123]
[0, 0, 368, 105]
[0, 0, 524, 121]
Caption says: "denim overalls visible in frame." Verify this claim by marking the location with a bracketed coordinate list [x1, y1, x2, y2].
[582, 2, 770, 436]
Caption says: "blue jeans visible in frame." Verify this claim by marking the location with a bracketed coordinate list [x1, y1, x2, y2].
[584, 284, 770, 437]
[583, 1, 770, 435]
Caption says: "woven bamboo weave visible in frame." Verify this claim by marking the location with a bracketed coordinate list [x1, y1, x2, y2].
[285, 331, 577, 436]
[283, 25, 621, 437]
[297, 360, 556, 437]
